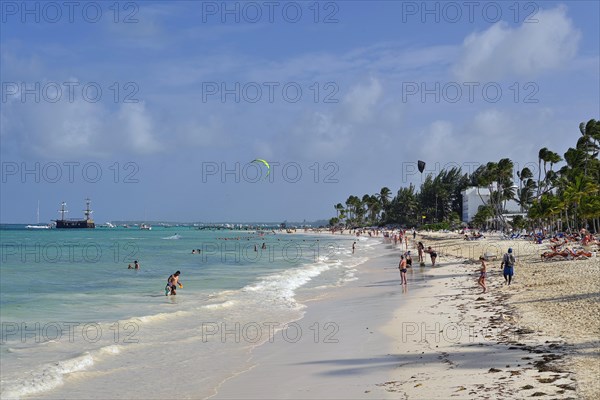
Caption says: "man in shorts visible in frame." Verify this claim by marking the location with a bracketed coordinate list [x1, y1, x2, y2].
[501, 248, 515, 285]
[166, 271, 183, 295]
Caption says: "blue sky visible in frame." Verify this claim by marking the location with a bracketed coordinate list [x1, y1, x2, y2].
[1, 1, 599, 223]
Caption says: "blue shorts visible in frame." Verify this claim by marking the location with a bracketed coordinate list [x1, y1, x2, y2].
[503, 267, 514, 276]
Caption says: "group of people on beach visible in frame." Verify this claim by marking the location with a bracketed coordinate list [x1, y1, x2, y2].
[396, 235, 439, 285]
[415, 241, 437, 266]
[394, 231, 516, 294]
[540, 230, 597, 260]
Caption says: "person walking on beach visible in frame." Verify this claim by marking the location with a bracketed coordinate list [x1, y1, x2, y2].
[352, 241, 356, 254]
[398, 255, 408, 285]
[501, 248, 515, 285]
[478, 256, 487, 293]
[166, 271, 183, 295]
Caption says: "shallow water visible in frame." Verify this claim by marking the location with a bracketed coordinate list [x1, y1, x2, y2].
[0, 226, 380, 399]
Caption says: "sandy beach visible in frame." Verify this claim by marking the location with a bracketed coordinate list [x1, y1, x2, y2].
[212, 231, 598, 399]
[424, 232, 599, 399]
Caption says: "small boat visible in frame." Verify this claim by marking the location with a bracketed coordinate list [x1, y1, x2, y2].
[26, 224, 50, 229]
[140, 224, 152, 230]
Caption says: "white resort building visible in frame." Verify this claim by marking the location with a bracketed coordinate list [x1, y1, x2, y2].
[461, 187, 522, 223]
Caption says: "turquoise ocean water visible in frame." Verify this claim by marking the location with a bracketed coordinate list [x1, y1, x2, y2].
[0, 225, 379, 399]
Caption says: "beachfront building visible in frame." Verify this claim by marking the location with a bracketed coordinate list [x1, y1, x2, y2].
[462, 187, 490, 223]
[461, 187, 521, 223]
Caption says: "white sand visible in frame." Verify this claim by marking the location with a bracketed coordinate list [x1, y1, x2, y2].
[211, 245, 404, 399]
[212, 234, 585, 399]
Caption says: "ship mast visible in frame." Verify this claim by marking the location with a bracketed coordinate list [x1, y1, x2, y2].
[84, 198, 93, 221]
[58, 202, 68, 221]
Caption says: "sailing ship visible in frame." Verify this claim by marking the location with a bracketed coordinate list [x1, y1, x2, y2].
[53, 198, 96, 229]
[26, 200, 51, 229]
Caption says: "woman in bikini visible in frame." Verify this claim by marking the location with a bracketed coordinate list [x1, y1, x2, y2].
[426, 246, 437, 266]
[417, 242, 425, 263]
[478, 256, 487, 293]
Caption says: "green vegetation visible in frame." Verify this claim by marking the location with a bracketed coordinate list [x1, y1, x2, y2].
[330, 119, 600, 233]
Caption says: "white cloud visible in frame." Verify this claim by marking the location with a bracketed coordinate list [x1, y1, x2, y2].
[116, 103, 161, 154]
[287, 111, 351, 159]
[453, 6, 581, 81]
[169, 116, 229, 149]
[283, 77, 387, 159]
[418, 108, 577, 172]
[1, 94, 163, 158]
[342, 77, 383, 122]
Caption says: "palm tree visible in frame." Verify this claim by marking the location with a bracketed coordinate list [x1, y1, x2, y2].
[377, 187, 392, 222]
[579, 194, 600, 232]
[388, 185, 418, 226]
[517, 167, 536, 212]
[365, 195, 381, 225]
[496, 158, 516, 227]
[578, 119, 600, 177]
[345, 196, 356, 222]
[563, 175, 599, 229]
[329, 120, 599, 232]
[334, 203, 344, 218]
[378, 187, 391, 206]
[345, 195, 363, 226]
[472, 205, 494, 229]
[537, 147, 549, 198]
[537, 148, 562, 199]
